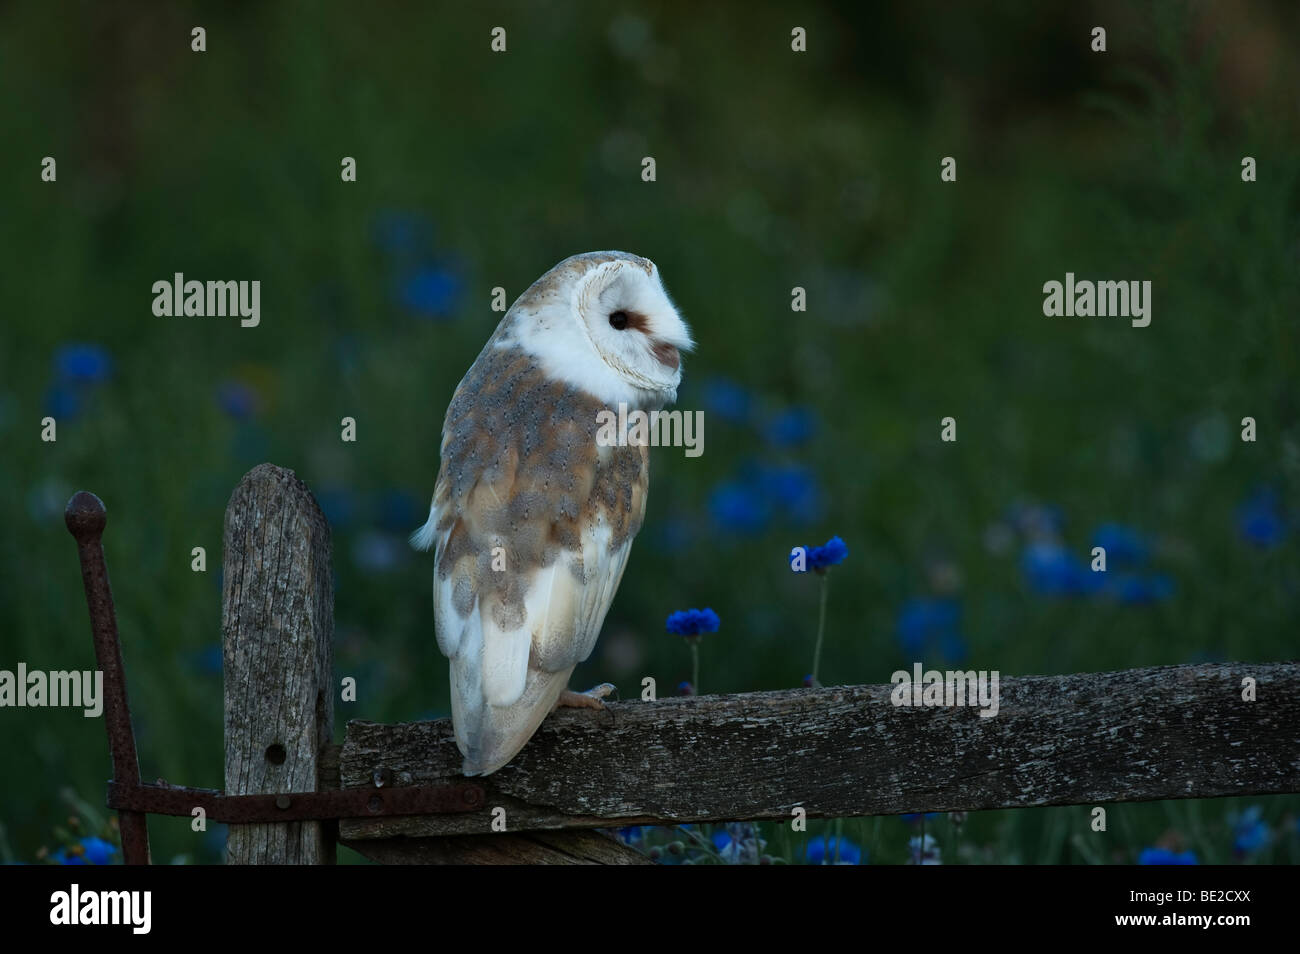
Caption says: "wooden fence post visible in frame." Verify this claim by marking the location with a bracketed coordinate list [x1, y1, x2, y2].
[222, 464, 335, 864]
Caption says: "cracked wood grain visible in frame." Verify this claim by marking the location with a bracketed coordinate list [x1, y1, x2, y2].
[223, 464, 334, 864]
[338, 662, 1299, 840]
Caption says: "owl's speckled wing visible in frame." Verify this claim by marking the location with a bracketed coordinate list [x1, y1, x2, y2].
[413, 338, 648, 776]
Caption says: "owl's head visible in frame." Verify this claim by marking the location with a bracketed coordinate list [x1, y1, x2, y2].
[503, 251, 694, 408]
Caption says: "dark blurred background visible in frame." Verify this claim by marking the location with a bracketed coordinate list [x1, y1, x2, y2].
[1, 0, 1297, 864]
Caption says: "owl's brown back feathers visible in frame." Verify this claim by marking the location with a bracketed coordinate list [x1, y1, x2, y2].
[422, 340, 648, 775]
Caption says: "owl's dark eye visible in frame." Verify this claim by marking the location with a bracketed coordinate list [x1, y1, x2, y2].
[608, 310, 630, 330]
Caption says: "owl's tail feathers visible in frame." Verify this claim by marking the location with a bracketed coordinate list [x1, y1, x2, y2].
[410, 510, 438, 552]
[452, 663, 575, 776]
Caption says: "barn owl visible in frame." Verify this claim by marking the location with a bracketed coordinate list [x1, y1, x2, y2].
[412, 251, 692, 776]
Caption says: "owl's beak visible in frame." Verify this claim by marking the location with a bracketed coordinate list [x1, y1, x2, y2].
[651, 341, 680, 371]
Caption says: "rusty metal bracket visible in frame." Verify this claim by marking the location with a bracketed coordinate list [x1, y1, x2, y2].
[66, 492, 153, 864]
[66, 490, 484, 864]
[107, 780, 484, 823]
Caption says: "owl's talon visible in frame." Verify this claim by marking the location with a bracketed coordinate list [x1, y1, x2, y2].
[556, 683, 617, 710]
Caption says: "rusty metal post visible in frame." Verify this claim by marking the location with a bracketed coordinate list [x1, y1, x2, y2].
[65, 491, 151, 865]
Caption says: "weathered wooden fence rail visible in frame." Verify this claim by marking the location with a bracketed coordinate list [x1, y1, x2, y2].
[338, 661, 1300, 844]
[70, 463, 1300, 864]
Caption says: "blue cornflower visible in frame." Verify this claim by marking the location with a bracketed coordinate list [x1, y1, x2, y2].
[756, 463, 823, 524]
[44, 384, 81, 419]
[763, 407, 817, 447]
[371, 210, 433, 255]
[352, 531, 406, 574]
[708, 481, 768, 534]
[614, 826, 644, 846]
[1110, 573, 1175, 606]
[807, 836, 862, 865]
[666, 608, 720, 637]
[45, 343, 114, 421]
[809, 536, 848, 568]
[676, 681, 695, 696]
[1232, 806, 1269, 856]
[896, 598, 960, 656]
[791, 535, 848, 571]
[901, 813, 942, 824]
[1138, 847, 1199, 865]
[1237, 489, 1285, 548]
[699, 377, 752, 424]
[908, 833, 941, 865]
[1021, 540, 1101, 596]
[712, 823, 764, 864]
[53, 837, 117, 866]
[79, 837, 116, 865]
[793, 537, 848, 687]
[396, 265, 462, 319]
[1091, 523, 1147, 568]
[806, 538, 847, 566]
[53, 343, 113, 384]
[216, 380, 259, 420]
